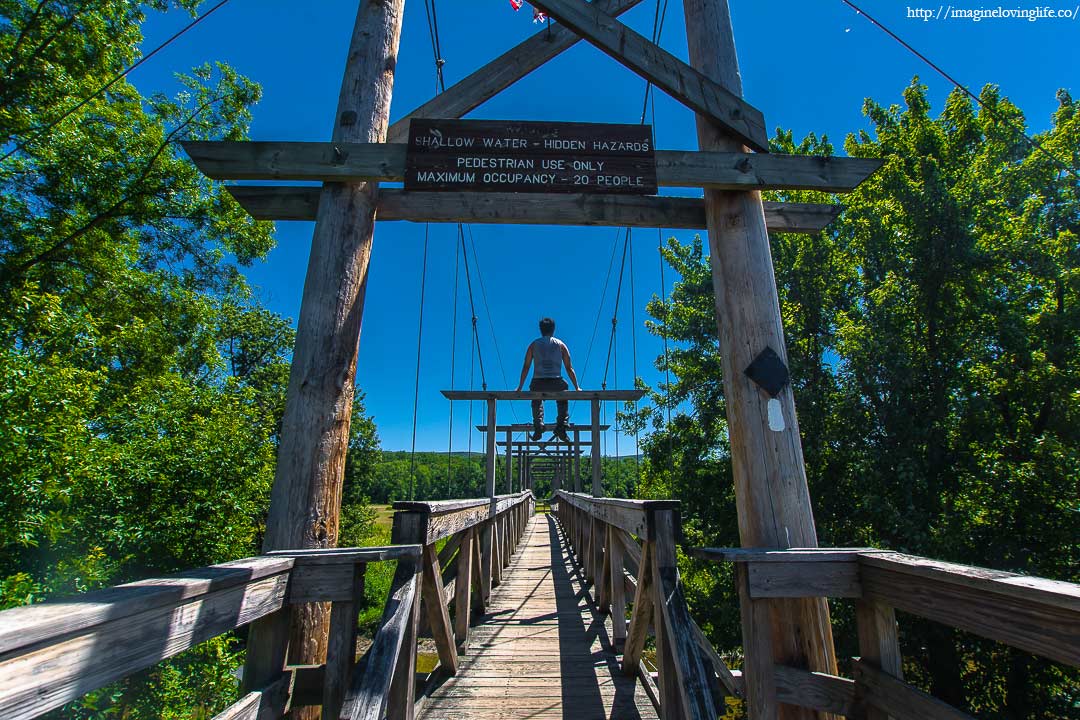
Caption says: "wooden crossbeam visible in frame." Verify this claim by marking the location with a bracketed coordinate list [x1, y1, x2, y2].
[183, 141, 881, 192]
[385, 0, 645, 144]
[527, 0, 768, 151]
[227, 186, 841, 234]
[474, 423, 610, 432]
[442, 390, 644, 401]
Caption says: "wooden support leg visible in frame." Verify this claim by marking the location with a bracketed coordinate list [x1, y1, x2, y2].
[654, 585, 686, 720]
[736, 563, 777, 720]
[652, 509, 717, 719]
[455, 528, 475, 652]
[323, 562, 364, 719]
[855, 599, 903, 720]
[622, 540, 655, 674]
[491, 517, 503, 587]
[598, 522, 612, 614]
[472, 526, 487, 615]
[387, 565, 421, 720]
[421, 544, 459, 675]
[480, 520, 494, 601]
[608, 525, 627, 651]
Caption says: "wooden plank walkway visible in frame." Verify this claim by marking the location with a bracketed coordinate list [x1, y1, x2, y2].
[421, 514, 658, 719]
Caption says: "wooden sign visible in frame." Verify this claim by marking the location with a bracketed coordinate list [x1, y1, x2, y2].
[405, 119, 657, 194]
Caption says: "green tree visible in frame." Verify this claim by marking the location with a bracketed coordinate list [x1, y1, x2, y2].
[635, 81, 1079, 718]
[0, 1, 297, 717]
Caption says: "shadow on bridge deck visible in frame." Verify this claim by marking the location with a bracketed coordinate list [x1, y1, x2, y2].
[420, 514, 657, 719]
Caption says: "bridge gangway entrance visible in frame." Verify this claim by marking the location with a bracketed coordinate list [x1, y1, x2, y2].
[421, 513, 657, 719]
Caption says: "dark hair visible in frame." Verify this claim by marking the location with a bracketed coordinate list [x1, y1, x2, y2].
[539, 317, 555, 336]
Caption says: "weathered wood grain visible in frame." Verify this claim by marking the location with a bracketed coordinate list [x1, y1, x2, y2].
[323, 564, 363, 719]
[269, 545, 419, 564]
[342, 558, 419, 720]
[455, 528, 475, 652]
[528, 0, 768, 151]
[385, 0, 644, 144]
[184, 141, 880, 191]
[859, 554, 1080, 666]
[853, 660, 976, 720]
[773, 665, 855, 716]
[747, 560, 862, 598]
[210, 673, 291, 720]
[735, 564, 777, 720]
[0, 556, 292, 655]
[689, 547, 877, 563]
[682, 2, 840, 712]
[0, 572, 289, 719]
[650, 509, 717, 719]
[421, 545, 459, 676]
[226, 186, 842, 234]
[622, 540, 655, 674]
[254, 1, 406, 709]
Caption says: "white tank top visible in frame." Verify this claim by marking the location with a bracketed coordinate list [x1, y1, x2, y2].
[531, 336, 565, 378]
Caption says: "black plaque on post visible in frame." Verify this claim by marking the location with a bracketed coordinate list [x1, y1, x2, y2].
[405, 119, 657, 194]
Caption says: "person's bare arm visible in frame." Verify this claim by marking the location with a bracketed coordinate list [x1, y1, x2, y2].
[516, 345, 533, 391]
[562, 345, 581, 391]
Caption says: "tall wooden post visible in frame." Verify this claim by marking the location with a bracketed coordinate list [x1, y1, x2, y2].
[682, 0, 838, 715]
[573, 429, 582, 492]
[248, 0, 405, 710]
[485, 399, 497, 497]
[505, 429, 513, 493]
[590, 399, 603, 496]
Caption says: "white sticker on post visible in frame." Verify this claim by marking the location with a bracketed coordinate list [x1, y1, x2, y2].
[767, 398, 785, 432]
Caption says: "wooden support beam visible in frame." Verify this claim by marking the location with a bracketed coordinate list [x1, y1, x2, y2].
[227, 186, 841, 234]
[622, 541, 656, 674]
[384, 0, 644, 143]
[341, 556, 419, 720]
[591, 399, 602, 497]
[184, 141, 880, 192]
[323, 562, 364, 719]
[250, 4, 405, 713]
[682, 4, 838, 717]
[855, 598, 903, 720]
[853, 660, 976, 720]
[609, 525, 627, 651]
[420, 545, 459, 675]
[528, 0, 768, 151]
[650, 509, 717, 719]
[485, 398, 497, 498]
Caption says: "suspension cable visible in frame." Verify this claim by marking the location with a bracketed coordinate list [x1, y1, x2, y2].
[447, 232, 461, 496]
[408, 227, 431, 500]
[465, 225, 518, 418]
[840, 0, 1077, 178]
[459, 224, 488, 390]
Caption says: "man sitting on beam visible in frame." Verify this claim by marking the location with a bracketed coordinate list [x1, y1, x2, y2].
[516, 317, 581, 442]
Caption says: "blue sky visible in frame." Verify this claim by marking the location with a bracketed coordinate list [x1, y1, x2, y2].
[134, 1, 1078, 452]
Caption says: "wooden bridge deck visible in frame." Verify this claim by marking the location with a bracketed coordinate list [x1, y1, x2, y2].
[421, 514, 658, 719]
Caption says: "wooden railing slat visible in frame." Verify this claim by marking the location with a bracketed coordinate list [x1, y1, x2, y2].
[420, 545, 459, 675]
[342, 557, 420, 720]
[772, 665, 855, 717]
[322, 563, 364, 719]
[853, 660, 976, 720]
[0, 556, 293, 656]
[210, 672, 291, 720]
[0, 571, 290, 720]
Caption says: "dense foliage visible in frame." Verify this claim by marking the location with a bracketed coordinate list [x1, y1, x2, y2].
[629, 81, 1079, 718]
[0, 2, 296, 716]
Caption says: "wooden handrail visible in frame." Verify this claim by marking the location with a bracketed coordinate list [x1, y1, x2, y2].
[693, 546, 1080, 719]
[551, 492, 723, 719]
[0, 556, 295, 720]
[553, 489, 679, 539]
[389, 491, 537, 704]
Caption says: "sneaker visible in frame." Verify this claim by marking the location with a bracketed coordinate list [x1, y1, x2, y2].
[531, 428, 543, 441]
[554, 426, 570, 442]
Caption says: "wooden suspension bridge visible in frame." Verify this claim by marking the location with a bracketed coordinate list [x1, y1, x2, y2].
[1, 1, 1077, 719]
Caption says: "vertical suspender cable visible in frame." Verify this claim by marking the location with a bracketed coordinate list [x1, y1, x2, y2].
[409, 227, 431, 501]
[447, 236, 461, 496]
